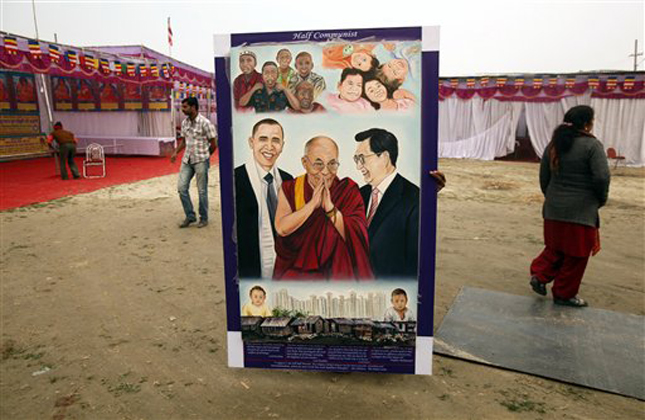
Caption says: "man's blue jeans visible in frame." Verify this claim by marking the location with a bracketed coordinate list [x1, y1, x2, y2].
[178, 159, 209, 222]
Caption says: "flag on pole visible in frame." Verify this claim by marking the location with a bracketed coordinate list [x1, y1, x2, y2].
[127, 63, 136, 77]
[100, 58, 110, 74]
[28, 40, 42, 58]
[83, 54, 98, 69]
[3, 36, 18, 54]
[168, 17, 173, 47]
[66, 50, 77, 65]
[139, 64, 148, 77]
[588, 77, 599, 89]
[49, 44, 61, 62]
[151, 63, 159, 77]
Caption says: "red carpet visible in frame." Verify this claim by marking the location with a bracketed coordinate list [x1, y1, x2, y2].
[0, 154, 218, 210]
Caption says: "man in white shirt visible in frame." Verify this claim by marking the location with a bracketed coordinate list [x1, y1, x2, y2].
[171, 97, 217, 228]
[234, 119, 293, 279]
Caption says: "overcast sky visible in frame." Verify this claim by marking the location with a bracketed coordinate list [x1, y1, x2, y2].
[1, 0, 643, 76]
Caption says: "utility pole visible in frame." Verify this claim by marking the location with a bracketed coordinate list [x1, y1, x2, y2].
[32, 0, 57, 173]
[629, 39, 643, 71]
[31, 0, 53, 128]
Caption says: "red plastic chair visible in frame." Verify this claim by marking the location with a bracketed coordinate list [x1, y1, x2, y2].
[606, 147, 625, 169]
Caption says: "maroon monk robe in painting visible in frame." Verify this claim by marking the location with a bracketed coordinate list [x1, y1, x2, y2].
[273, 175, 373, 280]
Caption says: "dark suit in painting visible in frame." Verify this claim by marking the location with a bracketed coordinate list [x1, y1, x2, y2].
[235, 164, 293, 278]
[360, 173, 419, 278]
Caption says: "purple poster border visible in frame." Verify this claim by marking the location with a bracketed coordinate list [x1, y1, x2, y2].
[216, 26, 439, 373]
[418, 50, 439, 337]
[231, 26, 422, 47]
[214, 56, 241, 332]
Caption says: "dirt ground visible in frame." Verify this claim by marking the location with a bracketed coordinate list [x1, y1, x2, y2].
[1, 159, 643, 419]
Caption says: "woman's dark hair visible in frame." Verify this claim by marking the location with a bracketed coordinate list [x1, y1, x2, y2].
[547, 105, 595, 170]
[359, 55, 380, 77]
[339, 67, 363, 84]
[361, 76, 395, 110]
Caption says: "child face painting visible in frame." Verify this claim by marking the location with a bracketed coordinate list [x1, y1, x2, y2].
[383, 58, 409, 82]
[364, 79, 388, 103]
[277, 50, 292, 70]
[295, 54, 313, 78]
[392, 294, 408, 311]
[350, 52, 372, 72]
[262, 65, 278, 89]
[251, 289, 266, 307]
[239, 55, 256, 75]
[338, 74, 363, 102]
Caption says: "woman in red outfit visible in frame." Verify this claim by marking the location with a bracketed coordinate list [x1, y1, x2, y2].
[529, 105, 610, 307]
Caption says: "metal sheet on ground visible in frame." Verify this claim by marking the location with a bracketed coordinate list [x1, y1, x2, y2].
[435, 287, 645, 400]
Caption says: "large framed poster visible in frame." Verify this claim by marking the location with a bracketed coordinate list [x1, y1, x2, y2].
[76, 78, 98, 111]
[215, 26, 439, 375]
[0, 71, 45, 158]
[0, 72, 11, 111]
[145, 83, 171, 110]
[52, 76, 74, 111]
[99, 81, 121, 111]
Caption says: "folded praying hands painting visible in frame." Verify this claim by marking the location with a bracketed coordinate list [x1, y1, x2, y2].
[215, 26, 439, 375]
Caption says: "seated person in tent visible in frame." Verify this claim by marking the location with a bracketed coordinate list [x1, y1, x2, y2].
[273, 136, 373, 280]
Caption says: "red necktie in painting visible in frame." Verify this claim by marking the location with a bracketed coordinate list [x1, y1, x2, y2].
[366, 187, 380, 226]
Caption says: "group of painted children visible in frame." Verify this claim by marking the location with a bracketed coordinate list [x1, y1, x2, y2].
[323, 43, 416, 112]
[232, 43, 416, 114]
[241, 285, 415, 322]
[234, 49, 326, 114]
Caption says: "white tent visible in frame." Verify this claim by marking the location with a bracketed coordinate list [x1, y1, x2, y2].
[438, 73, 645, 166]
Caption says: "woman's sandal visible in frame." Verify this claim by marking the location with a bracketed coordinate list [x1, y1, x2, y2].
[553, 296, 588, 307]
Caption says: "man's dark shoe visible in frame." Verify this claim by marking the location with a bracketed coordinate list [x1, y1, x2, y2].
[197, 220, 209, 228]
[554, 296, 588, 307]
[530, 275, 547, 296]
[179, 218, 196, 228]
